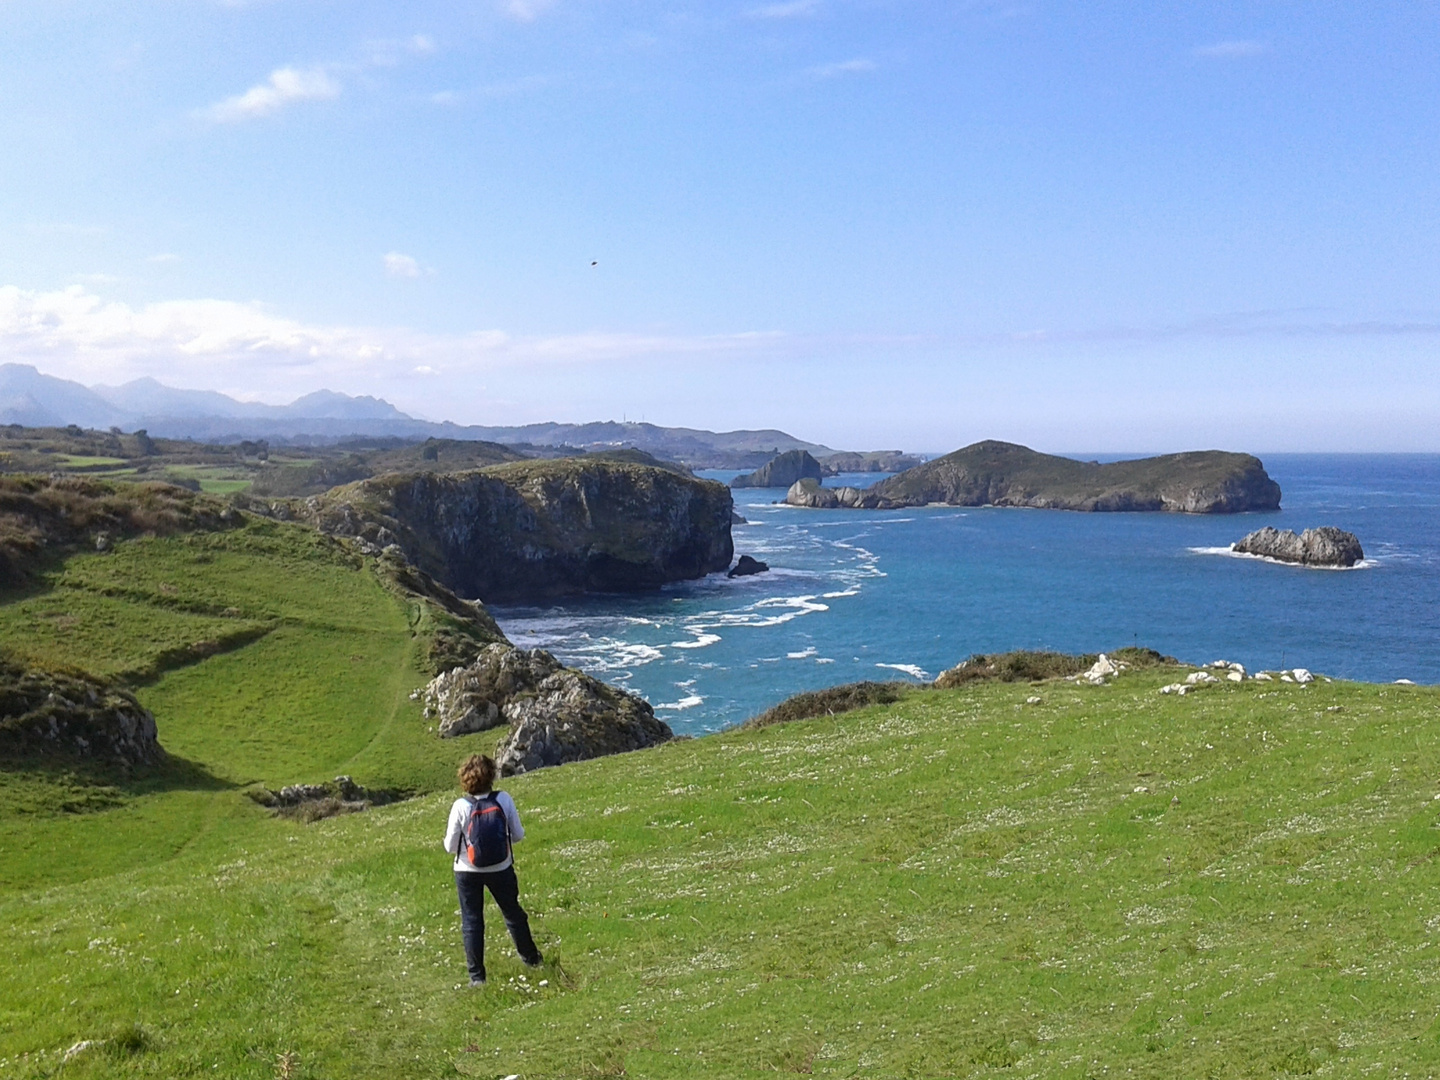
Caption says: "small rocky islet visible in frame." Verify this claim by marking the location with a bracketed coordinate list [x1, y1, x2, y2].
[1231, 525, 1365, 568]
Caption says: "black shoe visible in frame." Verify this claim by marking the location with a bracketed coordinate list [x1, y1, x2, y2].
[523, 955, 543, 968]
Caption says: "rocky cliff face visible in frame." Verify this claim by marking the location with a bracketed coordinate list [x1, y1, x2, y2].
[0, 660, 164, 767]
[1232, 526, 1364, 567]
[731, 450, 825, 489]
[307, 459, 734, 603]
[785, 441, 1281, 514]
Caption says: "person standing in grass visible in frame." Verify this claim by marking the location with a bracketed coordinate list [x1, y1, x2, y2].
[443, 753, 543, 986]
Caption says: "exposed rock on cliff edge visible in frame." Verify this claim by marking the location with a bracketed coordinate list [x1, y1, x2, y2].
[419, 643, 673, 774]
[785, 441, 1281, 514]
[1232, 526, 1364, 567]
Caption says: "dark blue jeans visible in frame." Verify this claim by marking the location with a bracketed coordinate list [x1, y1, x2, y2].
[455, 866, 541, 981]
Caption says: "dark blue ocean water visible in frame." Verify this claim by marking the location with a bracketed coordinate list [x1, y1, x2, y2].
[492, 455, 1440, 735]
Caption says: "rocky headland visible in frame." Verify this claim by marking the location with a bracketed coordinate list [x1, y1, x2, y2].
[731, 450, 824, 489]
[1232, 526, 1364, 567]
[784, 440, 1281, 514]
[304, 458, 734, 603]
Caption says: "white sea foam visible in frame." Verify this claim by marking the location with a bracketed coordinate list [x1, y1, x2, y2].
[876, 662, 930, 679]
[656, 695, 704, 711]
[1188, 546, 1376, 571]
[786, 647, 817, 659]
[671, 632, 722, 650]
[822, 587, 861, 598]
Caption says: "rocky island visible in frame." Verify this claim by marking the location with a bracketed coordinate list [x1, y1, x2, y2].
[731, 450, 824, 489]
[785, 440, 1282, 514]
[1232, 526, 1364, 567]
[306, 457, 735, 603]
[817, 450, 923, 475]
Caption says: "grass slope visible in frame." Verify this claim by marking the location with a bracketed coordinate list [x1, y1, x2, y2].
[5, 655, 1440, 1076]
[0, 516, 499, 892]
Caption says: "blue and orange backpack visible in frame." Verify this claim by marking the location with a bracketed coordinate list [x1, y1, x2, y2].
[461, 792, 511, 867]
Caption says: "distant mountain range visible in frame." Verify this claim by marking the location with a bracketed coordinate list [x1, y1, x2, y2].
[0, 364, 832, 465]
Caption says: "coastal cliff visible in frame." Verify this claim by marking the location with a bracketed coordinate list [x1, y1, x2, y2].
[308, 458, 734, 603]
[785, 441, 1281, 513]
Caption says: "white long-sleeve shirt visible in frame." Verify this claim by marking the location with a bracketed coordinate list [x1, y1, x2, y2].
[443, 791, 524, 873]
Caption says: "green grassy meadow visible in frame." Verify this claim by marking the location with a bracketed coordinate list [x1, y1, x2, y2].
[3, 523, 1440, 1077]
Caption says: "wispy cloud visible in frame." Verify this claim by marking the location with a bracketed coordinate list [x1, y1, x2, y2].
[747, 0, 820, 18]
[201, 66, 341, 123]
[146, 253, 181, 264]
[8, 285, 1435, 413]
[365, 34, 436, 66]
[200, 35, 435, 124]
[505, 0, 557, 22]
[383, 252, 425, 278]
[0, 285, 786, 393]
[1193, 39, 1268, 59]
[807, 58, 876, 79]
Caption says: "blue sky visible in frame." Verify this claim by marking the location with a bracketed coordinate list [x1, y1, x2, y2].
[1, 2, 1437, 451]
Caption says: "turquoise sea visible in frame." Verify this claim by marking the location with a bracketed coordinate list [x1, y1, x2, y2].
[492, 455, 1440, 735]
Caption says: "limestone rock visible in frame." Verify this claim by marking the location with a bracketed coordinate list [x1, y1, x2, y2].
[727, 555, 770, 578]
[731, 450, 824, 489]
[784, 478, 879, 509]
[495, 668, 672, 776]
[423, 644, 562, 738]
[424, 643, 673, 774]
[1232, 526, 1364, 567]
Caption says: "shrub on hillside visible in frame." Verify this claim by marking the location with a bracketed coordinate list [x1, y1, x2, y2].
[743, 681, 911, 730]
[0, 475, 231, 588]
[933, 646, 1176, 688]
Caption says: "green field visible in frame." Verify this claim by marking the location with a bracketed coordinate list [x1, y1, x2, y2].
[3, 523, 1440, 1077]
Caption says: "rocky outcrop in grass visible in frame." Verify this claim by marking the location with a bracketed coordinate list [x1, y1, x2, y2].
[307, 458, 734, 602]
[420, 643, 673, 774]
[785, 441, 1281, 514]
[1232, 526, 1364, 567]
[0, 659, 164, 767]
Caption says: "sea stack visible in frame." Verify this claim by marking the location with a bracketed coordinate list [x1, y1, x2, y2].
[1232, 526, 1364, 567]
[732, 450, 824, 489]
[727, 555, 770, 577]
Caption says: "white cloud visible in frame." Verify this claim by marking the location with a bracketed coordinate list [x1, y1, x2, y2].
[505, 0, 557, 21]
[1193, 40, 1268, 59]
[147, 253, 181, 264]
[0, 285, 785, 395]
[747, 0, 820, 18]
[201, 66, 341, 123]
[807, 58, 876, 79]
[383, 252, 423, 278]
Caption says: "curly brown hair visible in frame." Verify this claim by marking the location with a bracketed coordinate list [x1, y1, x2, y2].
[457, 754, 497, 795]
